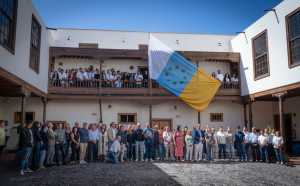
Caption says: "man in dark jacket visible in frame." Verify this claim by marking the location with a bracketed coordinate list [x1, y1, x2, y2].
[19, 120, 34, 176]
[32, 121, 42, 170]
[234, 126, 246, 161]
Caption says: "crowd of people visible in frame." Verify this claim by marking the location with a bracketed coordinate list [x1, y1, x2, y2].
[211, 70, 239, 88]
[49, 66, 148, 88]
[0, 120, 285, 176]
[49, 66, 239, 89]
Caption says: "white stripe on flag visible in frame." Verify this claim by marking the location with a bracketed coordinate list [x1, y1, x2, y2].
[148, 35, 173, 80]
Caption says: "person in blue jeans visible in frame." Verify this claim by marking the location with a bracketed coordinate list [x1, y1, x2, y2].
[234, 126, 246, 161]
[19, 121, 34, 176]
[144, 125, 154, 162]
[273, 131, 284, 164]
[108, 136, 121, 164]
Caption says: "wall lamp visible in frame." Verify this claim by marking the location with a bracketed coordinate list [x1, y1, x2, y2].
[264, 8, 279, 24]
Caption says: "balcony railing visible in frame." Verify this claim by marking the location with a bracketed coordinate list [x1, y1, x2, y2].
[48, 79, 240, 97]
[49, 79, 239, 89]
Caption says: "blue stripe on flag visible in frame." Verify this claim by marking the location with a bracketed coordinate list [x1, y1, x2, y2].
[157, 51, 197, 96]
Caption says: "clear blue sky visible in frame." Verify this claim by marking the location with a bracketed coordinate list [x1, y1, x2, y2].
[32, 0, 282, 35]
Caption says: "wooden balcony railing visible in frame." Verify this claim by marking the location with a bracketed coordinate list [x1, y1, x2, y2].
[48, 79, 240, 96]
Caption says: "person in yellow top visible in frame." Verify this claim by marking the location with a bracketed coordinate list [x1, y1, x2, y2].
[0, 121, 6, 155]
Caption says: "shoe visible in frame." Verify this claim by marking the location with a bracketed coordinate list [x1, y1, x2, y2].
[20, 170, 24, 176]
[281, 162, 284, 165]
[135, 159, 138, 162]
[24, 169, 33, 173]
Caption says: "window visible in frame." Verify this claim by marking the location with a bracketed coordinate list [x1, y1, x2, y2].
[14, 112, 35, 123]
[118, 113, 137, 124]
[286, 7, 300, 67]
[252, 30, 269, 80]
[210, 113, 223, 122]
[29, 15, 41, 73]
[79, 43, 98, 48]
[0, 0, 17, 53]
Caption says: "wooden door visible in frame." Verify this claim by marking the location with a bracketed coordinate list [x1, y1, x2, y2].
[151, 119, 172, 130]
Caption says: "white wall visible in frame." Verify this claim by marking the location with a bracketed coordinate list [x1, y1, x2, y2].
[0, 0, 49, 93]
[197, 61, 231, 75]
[102, 100, 149, 127]
[0, 97, 43, 134]
[0, 98, 243, 129]
[231, 0, 300, 96]
[201, 100, 243, 129]
[47, 99, 99, 124]
[49, 29, 234, 52]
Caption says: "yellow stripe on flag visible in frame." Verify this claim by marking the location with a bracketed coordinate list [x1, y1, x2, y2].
[179, 68, 221, 111]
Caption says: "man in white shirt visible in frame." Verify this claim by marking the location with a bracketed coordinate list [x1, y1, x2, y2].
[273, 131, 284, 164]
[216, 70, 224, 82]
[135, 72, 144, 88]
[108, 136, 121, 164]
[88, 124, 99, 162]
[216, 127, 226, 159]
[258, 131, 269, 162]
[243, 127, 251, 161]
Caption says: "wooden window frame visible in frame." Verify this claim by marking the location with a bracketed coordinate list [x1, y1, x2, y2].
[0, 0, 18, 54]
[210, 113, 223, 122]
[286, 7, 300, 68]
[118, 113, 137, 125]
[29, 15, 41, 73]
[252, 29, 270, 81]
[14, 111, 35, 123]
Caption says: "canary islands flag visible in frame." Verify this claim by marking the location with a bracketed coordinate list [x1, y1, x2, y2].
[148, 35, 221, 111]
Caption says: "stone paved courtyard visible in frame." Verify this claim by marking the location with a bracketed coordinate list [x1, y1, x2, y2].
[1, 161, 300, 186]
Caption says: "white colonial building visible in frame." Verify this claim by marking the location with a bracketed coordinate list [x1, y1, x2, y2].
[0, 0, 299, 155]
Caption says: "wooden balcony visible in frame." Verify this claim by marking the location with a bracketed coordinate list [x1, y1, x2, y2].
[47, 80, 241, 101]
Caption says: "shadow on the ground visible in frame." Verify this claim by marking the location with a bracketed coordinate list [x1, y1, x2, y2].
[0, 161, 181, 186]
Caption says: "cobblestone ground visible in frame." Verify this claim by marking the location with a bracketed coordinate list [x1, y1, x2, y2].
[1, 161, 300, 186]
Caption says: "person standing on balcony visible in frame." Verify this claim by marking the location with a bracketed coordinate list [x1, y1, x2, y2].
[76, 68, 84, 87]
[231, 74, 239, 88]
[216, 70, 224, 83]
[114, 77, 122, 88]
[135, 71, 143, 88]
[94, 69, 101, 87]
[224, 73, 231, 88]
